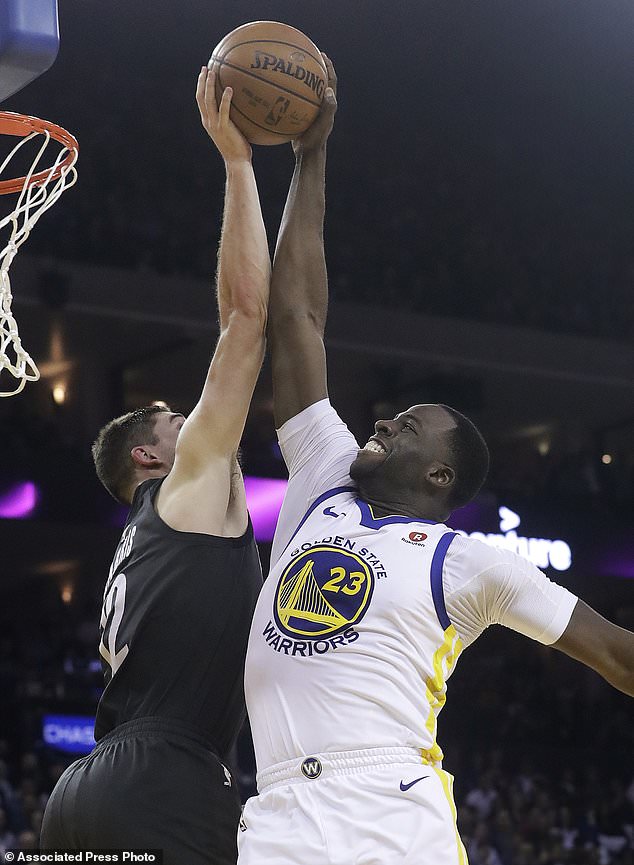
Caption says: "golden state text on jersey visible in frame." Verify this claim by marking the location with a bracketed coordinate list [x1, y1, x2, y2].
[245, 402, 578, 791]
[266, 543, 376, 655]
[246, 486, 463, 770]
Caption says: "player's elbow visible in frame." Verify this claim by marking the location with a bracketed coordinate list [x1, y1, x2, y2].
[588, 631, 634, 697]
[225, 289, 268, 331]
[602, 653, 634, 697]
[555, 601, 634, 698]
[268, 307, 326, 343]
[222, 266, 270, 319]
[221, 309, 268, 359]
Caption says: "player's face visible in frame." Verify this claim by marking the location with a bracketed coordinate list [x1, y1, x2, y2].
[350, 404, 456, 494]
[152, 411, 186, 469]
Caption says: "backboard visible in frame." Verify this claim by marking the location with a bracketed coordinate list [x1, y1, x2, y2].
[0, 0, 59, 102]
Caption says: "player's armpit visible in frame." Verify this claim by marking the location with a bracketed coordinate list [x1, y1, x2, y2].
[552, 599, 634, 697]
[157, 456, 248, 536]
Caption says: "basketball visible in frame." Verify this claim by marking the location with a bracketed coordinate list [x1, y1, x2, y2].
[209, 21, 327, 146]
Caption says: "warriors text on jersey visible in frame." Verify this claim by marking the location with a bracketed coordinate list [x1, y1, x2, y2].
[97, 477, 262, 756]
[245, 401, 578, 775]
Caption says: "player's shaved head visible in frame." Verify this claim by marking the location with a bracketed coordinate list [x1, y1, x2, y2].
[351, 403, 488, 520]
[438, 405, 489, 509]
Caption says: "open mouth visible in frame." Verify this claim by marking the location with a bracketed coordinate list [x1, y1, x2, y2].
[362, 439, 387, 455]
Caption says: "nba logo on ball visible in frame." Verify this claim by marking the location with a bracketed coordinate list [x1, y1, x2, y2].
[301, 757, 322, 779]
[209, 21, 327, 145]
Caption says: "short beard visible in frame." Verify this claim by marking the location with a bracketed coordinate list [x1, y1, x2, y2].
[348, 455, 364, 483]
[348, 455, 379, 499]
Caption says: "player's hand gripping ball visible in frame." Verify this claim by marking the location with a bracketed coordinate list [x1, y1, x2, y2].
[209, 21, 327, 145]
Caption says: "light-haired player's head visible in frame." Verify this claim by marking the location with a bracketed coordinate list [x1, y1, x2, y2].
[92, 405, 185, 505]
[350, 403, 489, 519]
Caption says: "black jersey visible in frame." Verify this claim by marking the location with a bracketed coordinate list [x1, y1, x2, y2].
[95, 477, 262, 757]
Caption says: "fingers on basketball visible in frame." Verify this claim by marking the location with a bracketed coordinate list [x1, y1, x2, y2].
[196, 66, 208, 121]
[218, 85, 234, 124]
[317, 88, 337, 124]
[321, 53, 337, 96]
[205, 67, 222, 121]
[323, 87, 337, 114]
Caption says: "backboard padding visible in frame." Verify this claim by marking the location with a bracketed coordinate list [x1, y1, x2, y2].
[0, 0, 59, 103]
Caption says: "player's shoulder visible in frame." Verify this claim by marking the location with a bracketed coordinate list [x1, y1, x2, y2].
[445, 530, 527, 573]
[130, 477, 161, 512]
[278, 398, 346, 437]
[439, 531, 535, 600]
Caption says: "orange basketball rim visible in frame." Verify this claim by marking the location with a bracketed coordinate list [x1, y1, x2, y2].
[0, 111, 78, 194]
[0, 110, 78, 396]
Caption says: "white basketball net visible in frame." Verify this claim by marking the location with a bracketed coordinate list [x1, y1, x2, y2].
[0, 127, 78, 396]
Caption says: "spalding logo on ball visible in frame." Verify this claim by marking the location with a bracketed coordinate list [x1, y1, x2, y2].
[209, 21, 326, 145]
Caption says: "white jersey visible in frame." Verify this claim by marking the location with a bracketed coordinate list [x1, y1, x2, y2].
[245, 400, 578, 777]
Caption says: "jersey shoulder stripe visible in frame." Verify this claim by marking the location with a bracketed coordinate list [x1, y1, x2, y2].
[430, 531, 457, 630]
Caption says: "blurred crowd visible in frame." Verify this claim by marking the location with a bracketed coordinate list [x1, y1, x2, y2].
[1, 601, 633, 862]
[440, 624, 634, 865]
[458, 765, 634, 865]
[1, 13, 632, 857]
[1, 746, 632, 862]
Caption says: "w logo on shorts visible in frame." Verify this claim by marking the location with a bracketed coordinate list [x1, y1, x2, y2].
[300, 757, 322, 779]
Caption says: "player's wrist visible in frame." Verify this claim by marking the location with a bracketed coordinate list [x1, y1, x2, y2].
[295, 143, 327, 164]
[224, 154, 253, 171]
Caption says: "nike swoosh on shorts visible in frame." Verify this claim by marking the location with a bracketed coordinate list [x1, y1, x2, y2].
[399, 776, 428, 791]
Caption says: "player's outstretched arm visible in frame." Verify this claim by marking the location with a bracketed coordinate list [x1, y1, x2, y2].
[158, 67, 270, 532]
[553, 600, 634, 697]
[268, 54, 338, 428]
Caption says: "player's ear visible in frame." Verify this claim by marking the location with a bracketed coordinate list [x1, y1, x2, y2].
[427, 463, 455, 490]
[130, 445, 161, 468]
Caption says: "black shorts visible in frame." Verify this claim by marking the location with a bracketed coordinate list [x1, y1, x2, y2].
[41, 717, 242, 865]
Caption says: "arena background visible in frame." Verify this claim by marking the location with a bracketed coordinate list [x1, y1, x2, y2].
[0, 1, 632, 861]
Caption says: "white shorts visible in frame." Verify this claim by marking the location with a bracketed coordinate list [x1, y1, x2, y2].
[237, 747, 468, 865]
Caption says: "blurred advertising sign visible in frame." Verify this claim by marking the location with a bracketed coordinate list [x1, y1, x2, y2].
[43, 714, 95, 753]
[455, 505, 572, 572]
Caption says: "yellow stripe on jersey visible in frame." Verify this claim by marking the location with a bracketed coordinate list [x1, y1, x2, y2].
[422, 625, 463, 765]
[433, 766, 469, 865]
